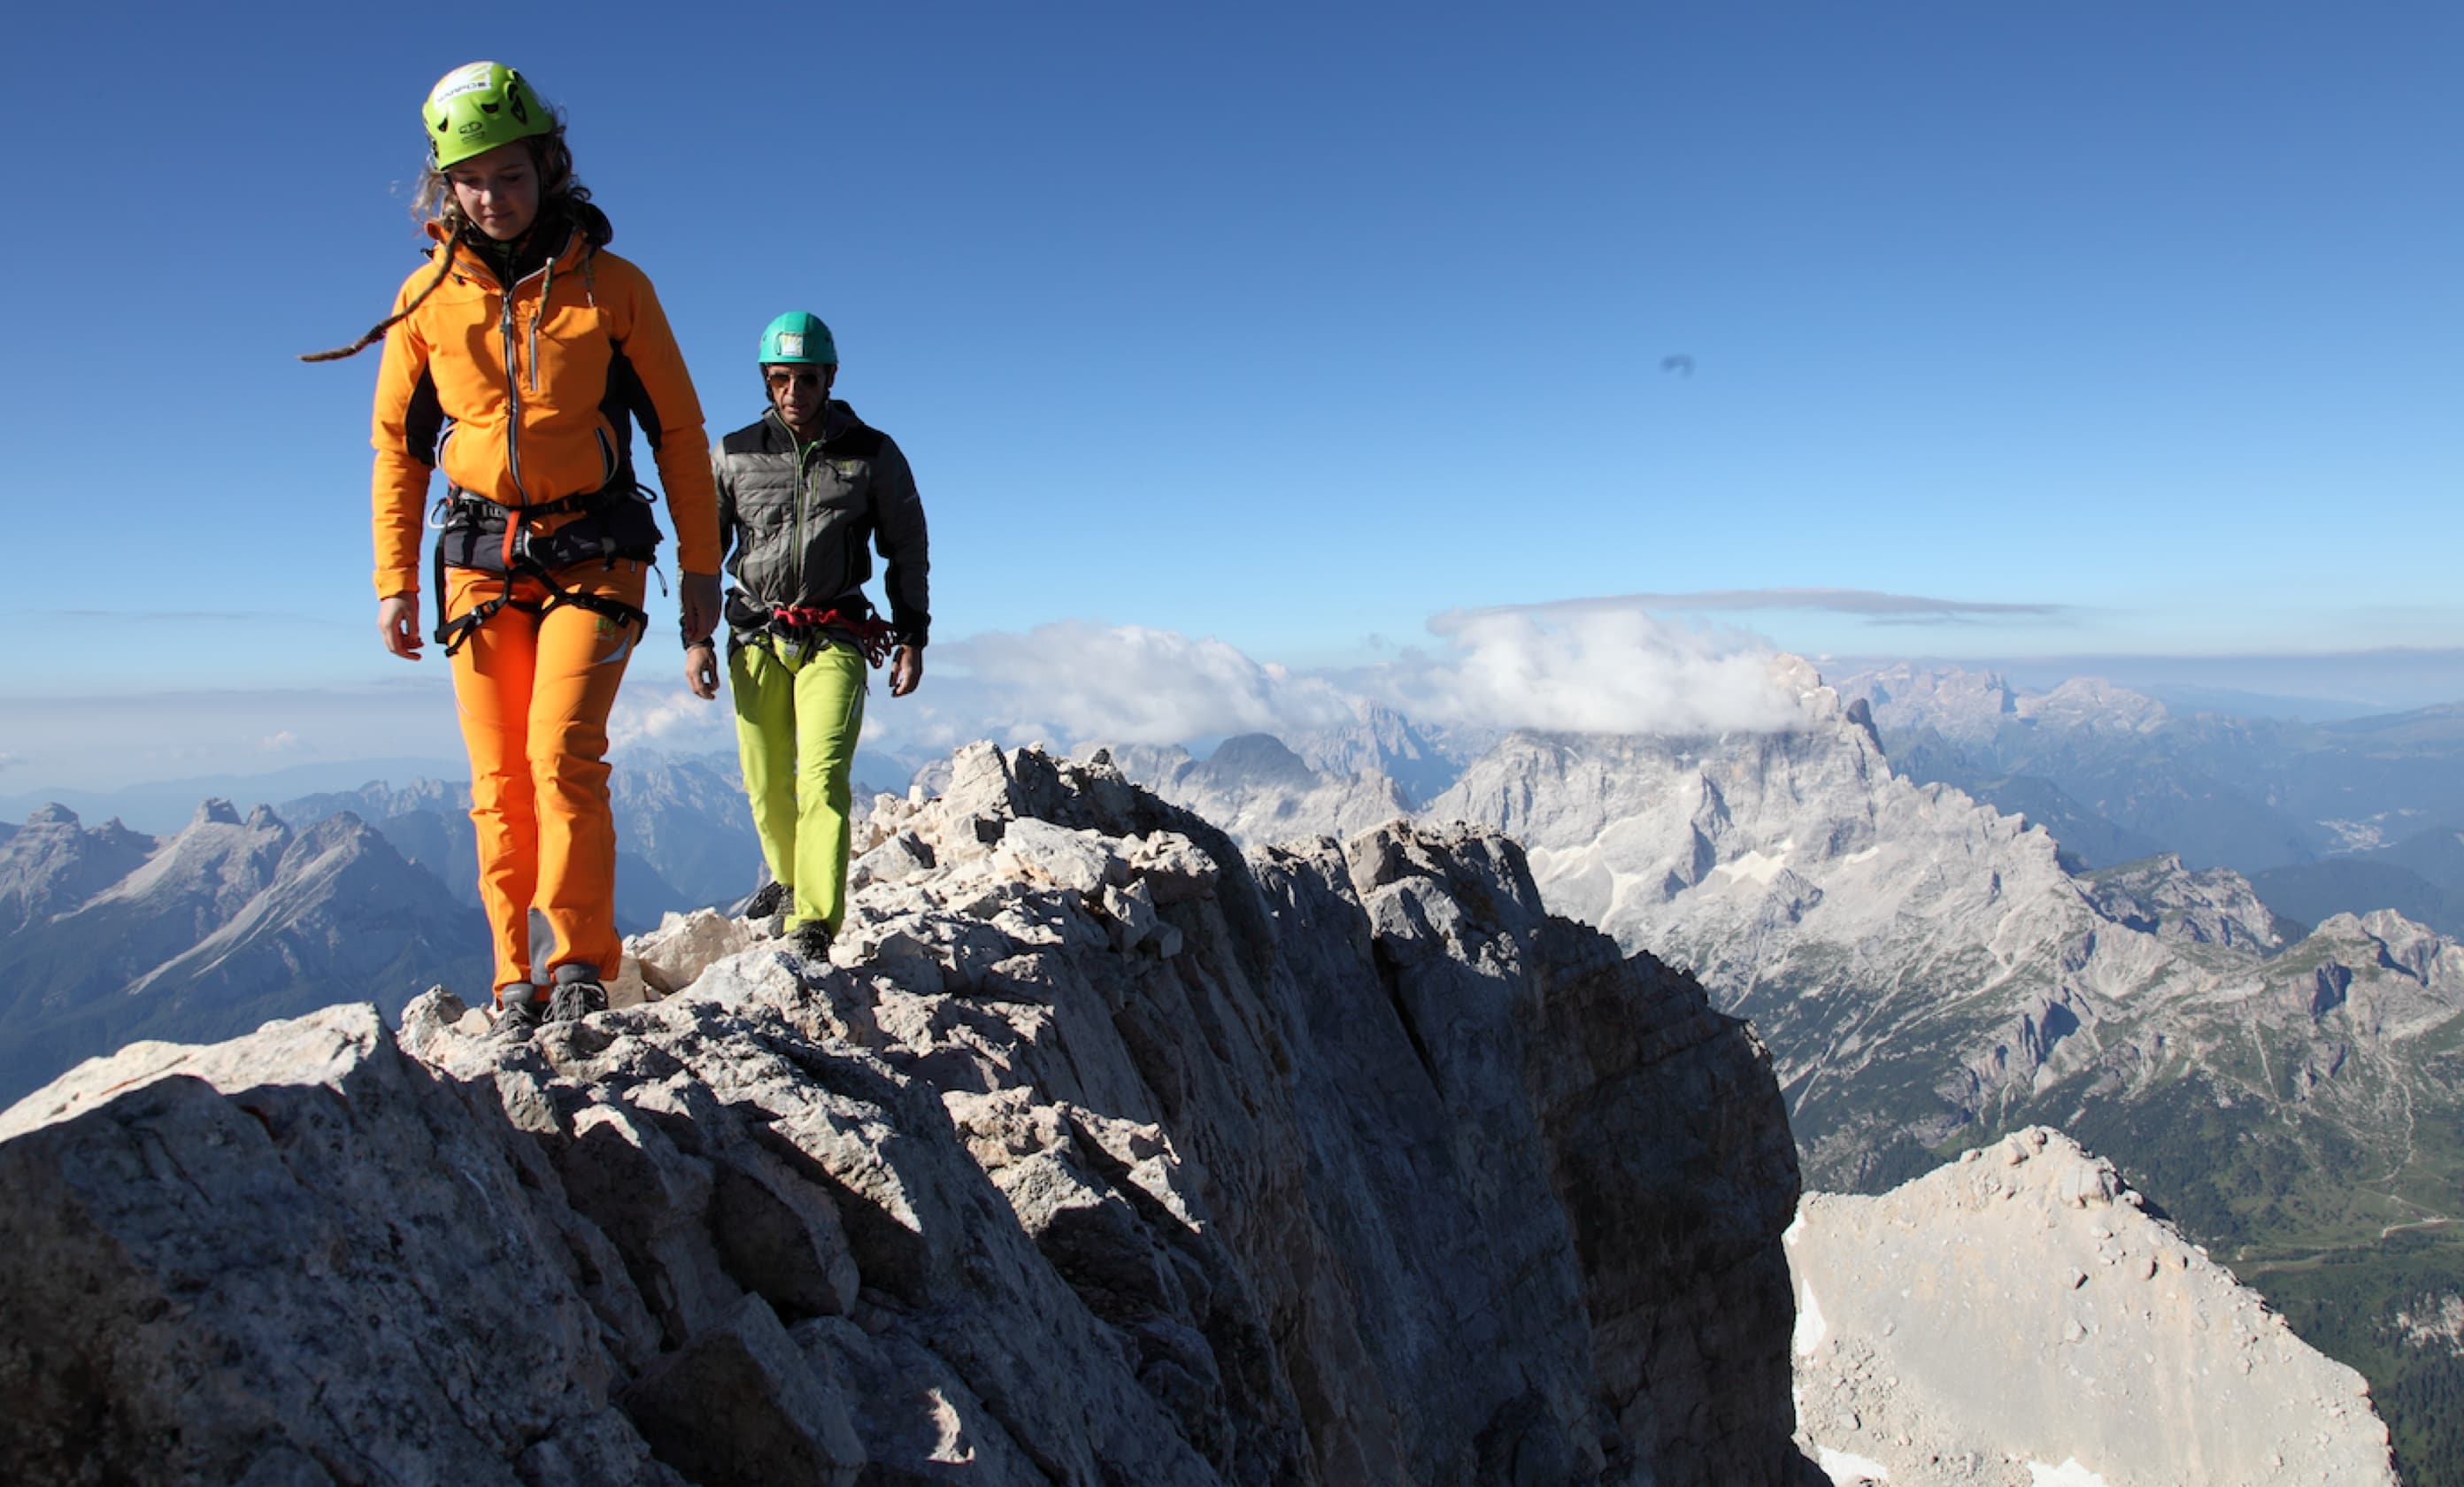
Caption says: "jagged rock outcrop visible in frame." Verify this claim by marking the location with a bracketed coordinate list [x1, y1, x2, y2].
[2080, 853, 2293, 951]
[0, 744, 1814, 1486]
[1789, 1129, 2396, 1486]
[1831, 664, 2024, 749]
[0, 803, 156, 933]
[1282, 702, 1497, 807]
[1082, 736, 1414, 848]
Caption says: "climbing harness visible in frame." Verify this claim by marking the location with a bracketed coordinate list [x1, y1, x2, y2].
[756, 604, 897, 668]
[428, 481, 661, 656]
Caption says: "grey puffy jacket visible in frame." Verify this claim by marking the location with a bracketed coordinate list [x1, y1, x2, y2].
[711, 401, 930, 647]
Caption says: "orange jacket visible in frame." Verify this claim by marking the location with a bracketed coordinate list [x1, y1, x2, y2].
[369, 221, 720, 597]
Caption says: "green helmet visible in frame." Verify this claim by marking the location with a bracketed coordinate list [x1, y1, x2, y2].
[424, 61, 553, 170]
[759, 312, 838, 367]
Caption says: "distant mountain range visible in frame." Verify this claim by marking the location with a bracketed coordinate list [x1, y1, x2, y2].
[1836, 665, 2464, 873]
[0, 746, 928, 1106]
[0, 800, 488, 1105]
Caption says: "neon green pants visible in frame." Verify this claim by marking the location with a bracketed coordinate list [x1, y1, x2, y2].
[729, 637, 868, 934]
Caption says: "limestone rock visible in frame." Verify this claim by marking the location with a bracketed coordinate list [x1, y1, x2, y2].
[0, 744, 1814, 1486]
[1788, 1129, 2398, 1486]
[612, 907, 767, 1005]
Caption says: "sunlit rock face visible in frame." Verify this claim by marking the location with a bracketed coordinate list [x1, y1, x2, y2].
[0, 744, 1815, 1487]
[1787, 1129, 2398, 1487]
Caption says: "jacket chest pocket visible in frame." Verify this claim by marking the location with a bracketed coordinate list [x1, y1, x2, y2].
[527, 304, 612, 412]
[804, 458, 869, 515]
[421, 280, 509, 417]
[735, 473, 799, 534]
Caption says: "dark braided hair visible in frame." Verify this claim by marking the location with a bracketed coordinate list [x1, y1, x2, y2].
[300, 119, 597, 363]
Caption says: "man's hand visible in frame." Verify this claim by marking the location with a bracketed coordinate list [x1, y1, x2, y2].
[889, 644, 923, 697]
[680, 572, 722, 648]
[686, 641, 720, 700]
[378, 595, 422, 660]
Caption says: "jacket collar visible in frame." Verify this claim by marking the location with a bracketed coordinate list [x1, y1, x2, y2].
[425, 216, 585, 291]
[763, 399, 859, 449]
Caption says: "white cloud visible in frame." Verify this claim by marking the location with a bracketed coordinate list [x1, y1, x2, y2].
[258, 731, 301, 752]
[870, 609, 1805, 751]
[0, 752, 17, 772]
[1377, 607, 1803, 736]
[608, 688, 734, 752]
[930, 622, 1359, 747]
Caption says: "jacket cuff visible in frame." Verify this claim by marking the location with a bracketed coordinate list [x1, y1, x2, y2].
[374, 569, 420, 600]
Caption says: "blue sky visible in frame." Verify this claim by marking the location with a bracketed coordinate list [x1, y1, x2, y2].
[3, 1, 2459, 789]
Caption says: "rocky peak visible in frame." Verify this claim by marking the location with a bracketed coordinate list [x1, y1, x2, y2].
[1085, 737, 1413, 851]
[1203, 732, 1320, 786]
[2255, 911, 2464, 1051]
[1790, 1128, 2396, 1486]
[1285, 702, 1490, 806]
[100, 796, 294, 926]
[0, 803, 159, 933]
[0, 744, 1815, 1485]
[1831, 664, 2021, 747]
[2082, 854, 2291, 952]
[2014, 676, 2172, 736]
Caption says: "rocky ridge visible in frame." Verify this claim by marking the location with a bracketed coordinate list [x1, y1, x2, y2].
[0, 744, 1814, 1486]
[1089, 736, 1416, 847]
[1788, 1128, 2396, 1487]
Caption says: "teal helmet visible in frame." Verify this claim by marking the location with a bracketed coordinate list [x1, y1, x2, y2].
[759, 312, 837, 366]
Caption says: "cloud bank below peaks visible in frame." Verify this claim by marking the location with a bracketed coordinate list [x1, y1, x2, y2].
[902, 611, 1810, 752]
[1384, 605, 1807, 736]
[610, 607, 1819, 762]
[927, 622, 1357, 745]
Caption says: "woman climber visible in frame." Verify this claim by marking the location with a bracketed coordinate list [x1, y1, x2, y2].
[310, 61, 721, 1034]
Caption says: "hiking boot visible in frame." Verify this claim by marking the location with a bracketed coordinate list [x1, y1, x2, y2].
[489, 986, 544, 1043]
[745, 880, 793, 919]
[787, 920, 835, 963]
[545, 964, 608, 1024]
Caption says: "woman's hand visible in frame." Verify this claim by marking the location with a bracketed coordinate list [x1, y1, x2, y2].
[379, 595, 422, 660]
[680, 572, 722, 649]
[686, 641, 720, 700]
[890, 645, 923, 697]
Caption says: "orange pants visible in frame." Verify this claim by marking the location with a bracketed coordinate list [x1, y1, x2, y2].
[443, 560, 646, 997]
